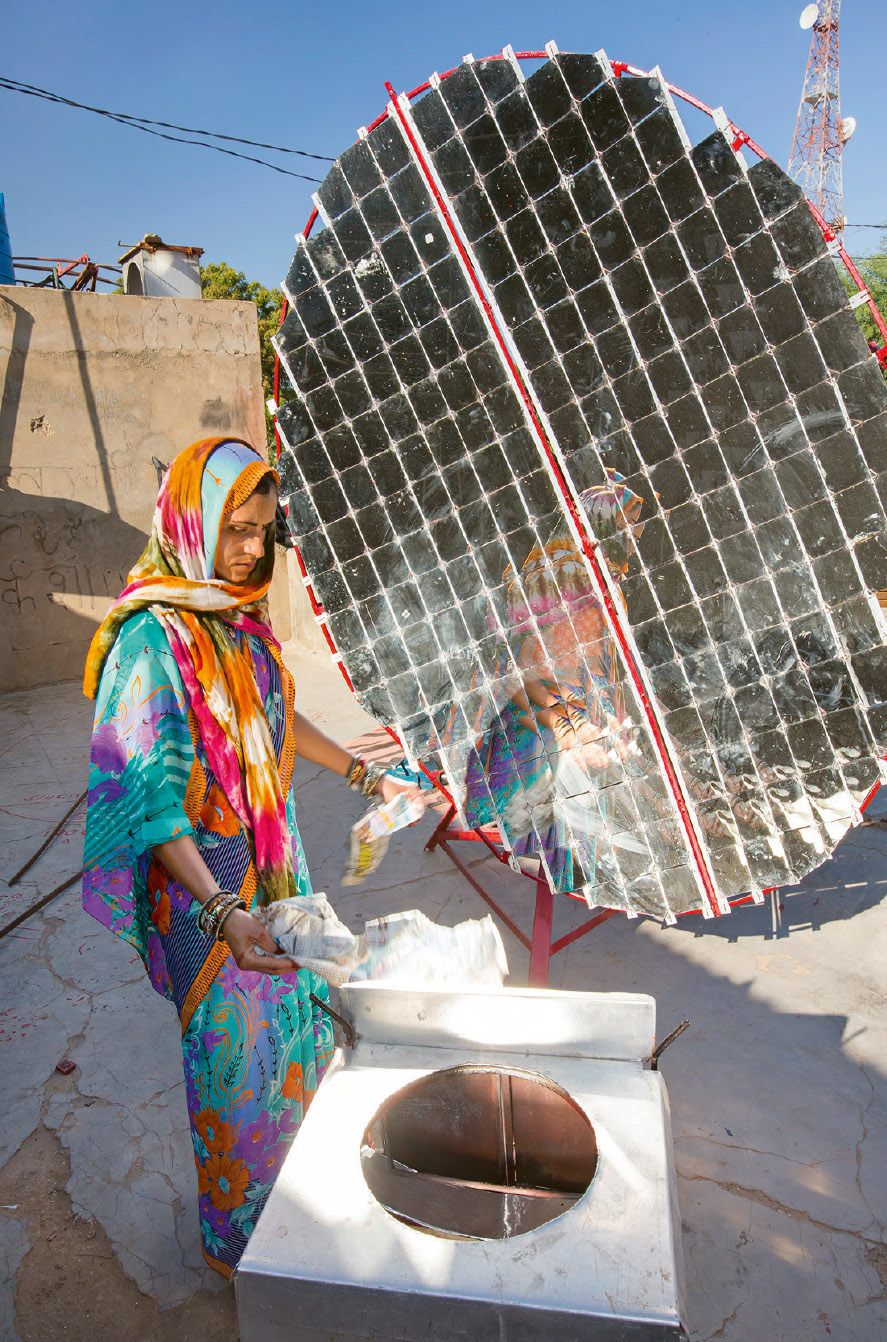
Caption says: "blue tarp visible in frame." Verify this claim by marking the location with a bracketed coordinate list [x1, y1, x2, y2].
[0, 194, 14, 285]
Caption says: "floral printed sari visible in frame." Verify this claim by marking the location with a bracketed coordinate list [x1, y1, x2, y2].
[460, 472, 644, 896]
[82, 439, 334, 1275]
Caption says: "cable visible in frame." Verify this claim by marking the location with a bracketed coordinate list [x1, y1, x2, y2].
[1, 75, 333, 159]
[0, 75, 332, 182]
[0, 77, 322, 181]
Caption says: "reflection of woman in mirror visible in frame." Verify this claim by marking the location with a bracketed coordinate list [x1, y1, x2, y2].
[460, 470, 644, 895]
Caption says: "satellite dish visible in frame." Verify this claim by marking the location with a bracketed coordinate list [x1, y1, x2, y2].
[799, 3, 819, 27]
[840, 115, 857, 142]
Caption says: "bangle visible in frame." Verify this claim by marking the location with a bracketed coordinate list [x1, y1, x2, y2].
[347, 755, 389, 799]
[217, 898, 247, 943]
[361, 760, 388, 798]
[206, 893, 245, 942]
[203, 893, 237, 941]
[196, 889, 234, 934]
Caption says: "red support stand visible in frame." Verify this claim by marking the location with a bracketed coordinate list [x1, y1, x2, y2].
[528, 878, 554, 987]
[425, 806, 618, 987]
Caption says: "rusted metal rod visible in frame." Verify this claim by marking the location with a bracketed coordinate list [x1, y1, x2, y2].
[646, 1019, 691, 1071]
[309, 992, 355, 1047]
[8, 789, 88, 886]
[0, 872, 82, 942]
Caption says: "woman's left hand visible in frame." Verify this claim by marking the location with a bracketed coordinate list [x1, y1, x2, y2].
[221, 907, 300, 975]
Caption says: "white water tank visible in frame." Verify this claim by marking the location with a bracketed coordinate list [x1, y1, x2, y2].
[119, 235, 203, 298]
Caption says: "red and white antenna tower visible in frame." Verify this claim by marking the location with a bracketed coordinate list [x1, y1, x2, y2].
[787, 1, 855, 235]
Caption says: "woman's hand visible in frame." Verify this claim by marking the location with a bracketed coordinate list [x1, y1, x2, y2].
[549, 709, 613, 771]
[220, 908, 299, 975]
[374, 772, 428, 815]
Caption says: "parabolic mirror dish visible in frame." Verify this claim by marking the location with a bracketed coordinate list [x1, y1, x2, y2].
[274, 47, 887, 921]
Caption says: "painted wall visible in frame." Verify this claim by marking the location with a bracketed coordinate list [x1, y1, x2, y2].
[0, 286, 298, 693]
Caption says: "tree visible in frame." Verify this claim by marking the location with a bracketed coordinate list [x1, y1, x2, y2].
[842, 232, 887, 378]
[201, 261, 284, 453]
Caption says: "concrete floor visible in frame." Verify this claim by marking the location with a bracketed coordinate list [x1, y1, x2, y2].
[1, 644, 886, 1341]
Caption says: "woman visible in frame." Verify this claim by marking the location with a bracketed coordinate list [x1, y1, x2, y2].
[82, 436, 421, 1276]
[457, 470, 645, 898]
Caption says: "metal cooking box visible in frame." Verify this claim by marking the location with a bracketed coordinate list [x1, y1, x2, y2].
[236, 984, 687, 1341]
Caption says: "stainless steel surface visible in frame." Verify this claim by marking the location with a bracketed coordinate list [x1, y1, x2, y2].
[236, 986, 687, 1341]
[237, 1276, 686, 1341]
[339, 982, 656, 1059]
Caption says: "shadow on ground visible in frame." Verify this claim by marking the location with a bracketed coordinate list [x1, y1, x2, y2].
[0, 682, 885, 1340]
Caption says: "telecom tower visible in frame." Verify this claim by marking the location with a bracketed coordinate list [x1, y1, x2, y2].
[787, 1, 854, 234]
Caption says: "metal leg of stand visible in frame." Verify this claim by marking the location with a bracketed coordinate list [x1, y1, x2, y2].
[425, 804, 456, 853]
[425, 812, 618, 987]
[527, 876, 554, 988]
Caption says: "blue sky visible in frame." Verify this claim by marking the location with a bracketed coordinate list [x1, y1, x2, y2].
[3, 0, 885, 290]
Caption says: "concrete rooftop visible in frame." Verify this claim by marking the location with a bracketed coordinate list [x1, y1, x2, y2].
[1, 644, 886, 1341]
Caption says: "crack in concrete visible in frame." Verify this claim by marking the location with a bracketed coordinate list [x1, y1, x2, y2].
[707, 1298, 742, 1340]
[865, 1242, 887, 1300]
[15, 930, 214, 1312]
[677, 1132, 848, 1170]
[682, 1169, 887, 1258]
[434, 886, 459, 924]
[854, 1064, 887, 1247]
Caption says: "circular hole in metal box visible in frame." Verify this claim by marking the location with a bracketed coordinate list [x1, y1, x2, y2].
[360, 1063, 598, 1240]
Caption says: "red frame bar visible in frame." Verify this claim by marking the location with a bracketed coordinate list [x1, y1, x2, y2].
[528, 877, 554, 987]
[425, 804, 619, 985]
[385, 78, 724, 918]
[57, 254, 90, 278]
[425, 797, 771, 982]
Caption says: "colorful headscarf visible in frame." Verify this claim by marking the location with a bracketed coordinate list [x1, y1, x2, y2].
[578, 468, 645, 574]
[84, 437, 296, 903]
[505, 469, 645, 630]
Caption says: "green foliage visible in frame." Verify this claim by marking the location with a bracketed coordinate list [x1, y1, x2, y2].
[841, 233, 887, 373]
[201, 261, 284, 453]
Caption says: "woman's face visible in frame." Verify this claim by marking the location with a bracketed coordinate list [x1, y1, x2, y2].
[214, 488, 278, 585]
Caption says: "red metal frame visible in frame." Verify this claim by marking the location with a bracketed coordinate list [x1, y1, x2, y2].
[787, 1, 844, 237]
[424, 803, 618, 986]
[12, 254, 121, 290]
[422, 797, 780, 985]
[271, 50, 887, 979]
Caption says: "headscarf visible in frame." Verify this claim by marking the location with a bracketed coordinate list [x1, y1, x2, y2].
[505, 469, 644, 630]
[84, 436, 296, 903]
[578, 469, 645, 577]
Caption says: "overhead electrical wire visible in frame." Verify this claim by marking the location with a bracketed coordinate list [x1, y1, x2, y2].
[0, 75, 334, 182]
[0, 75, 334, 159]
